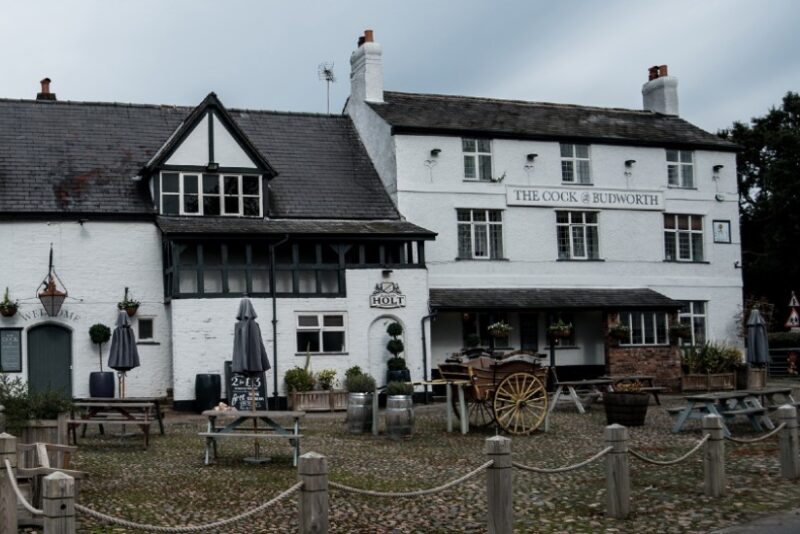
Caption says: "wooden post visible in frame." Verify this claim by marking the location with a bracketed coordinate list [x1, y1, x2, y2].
[604, 424, 630, 519]
[458, 384, 468, 435]
[372, 390, 379, 436]
[702, 414, 725, 497]
[298, 452, 329, 534]
[42, 471, 75, 534]
[0, 433, 17, 533]
[485, 436, 512, 534]
[777, 405, 800, 480]
[445, 382, 453, 433]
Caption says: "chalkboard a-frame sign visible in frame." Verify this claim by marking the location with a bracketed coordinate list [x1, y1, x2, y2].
[224, 360, 267, 410]
[0, 328, 23, 372]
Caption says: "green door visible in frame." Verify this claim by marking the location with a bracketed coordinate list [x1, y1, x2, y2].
[27, 325, 72, 396]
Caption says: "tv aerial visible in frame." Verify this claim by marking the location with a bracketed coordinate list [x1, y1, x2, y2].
[318, 62, 336, 114]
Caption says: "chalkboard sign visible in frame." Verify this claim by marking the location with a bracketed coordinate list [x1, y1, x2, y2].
[0, 329, 23, 372]
[224, 360, 267, 410]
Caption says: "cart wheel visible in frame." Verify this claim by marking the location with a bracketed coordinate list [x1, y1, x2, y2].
[452, 396, 495, 428]
[493, 372, 548, 435]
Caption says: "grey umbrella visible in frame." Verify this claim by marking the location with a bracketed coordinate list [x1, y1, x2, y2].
[746, 308, 770, 366]
[108, 311, 140, 398]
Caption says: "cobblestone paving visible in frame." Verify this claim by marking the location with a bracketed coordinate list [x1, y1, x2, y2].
[22, 389, 800, 533]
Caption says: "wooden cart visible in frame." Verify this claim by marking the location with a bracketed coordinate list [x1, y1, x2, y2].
[438, 355, 549, 435]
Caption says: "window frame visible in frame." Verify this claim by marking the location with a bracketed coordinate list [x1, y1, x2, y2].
[456, 208, 504, 260]
[666, 149, 694, 188]
[560, 143, 592, 184]
[556, 211, 599, 260]
[678, 301, 707, 346]
[462, 138, 493, 181]
[295, 312, 347, 354]
[664, 214, 704, 262]
[137, 317, 155, 341]
[618, 311, 670, 346]
[160, 171, 263, 218]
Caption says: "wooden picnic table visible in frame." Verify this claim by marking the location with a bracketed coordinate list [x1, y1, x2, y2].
[200, 410, 304, 466]
[547, 379, 614, 416]
[73, 396, 166, 435]
[744, 387, 799, 410]
[601, 374, 665, 404]
[670, 390, 776, 437]
[69, 401, 156, 450]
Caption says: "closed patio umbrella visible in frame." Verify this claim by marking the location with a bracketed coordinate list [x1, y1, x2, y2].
[108, 311, 140, 398]
[231, 298, 270, 462]
[746, 308, 770, 367]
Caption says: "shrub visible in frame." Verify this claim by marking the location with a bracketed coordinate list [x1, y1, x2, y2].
[387, 357, 407, 371]
[769, 331, 800, 348]
[284, 367, 314, 392]
[0, 374, 72, 433]
[385, 381, 413, 396]
[682, 342, 742, 374]
[89, 323, 112, 372]
[344, 366, 363, 380]
[344, 373, 376, 393]
[316, 369, 337, 391]
[386, 339, 405, 358]
[386, 322, 403, 337]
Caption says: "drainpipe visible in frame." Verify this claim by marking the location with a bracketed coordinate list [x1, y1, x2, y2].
[420, 309, 437, 403]
[269, 234, 290, 407]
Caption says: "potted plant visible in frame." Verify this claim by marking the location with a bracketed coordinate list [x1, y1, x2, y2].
[487, 321, 512, 339]
[669, 323, 692, 343]
[384, 380, 414, 440]
[88, 323, 114, 397]
[548, 319, 573, 339]
[117, 287, 140, 317]
[680, 342, 739, 391]
[0, 374, 72, 443]
[284, 365, 314, 409]
[608, 324, 631, 344]
[605, 381, 649, 426]
[386, 322, 410, 383]
[344, 369, 377, 434]
[0, 287, 18, 317]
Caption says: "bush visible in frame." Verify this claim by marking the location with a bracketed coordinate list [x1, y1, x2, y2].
[387, 357, 407, 371]
[682, 342, 742, 374]
[387, 338, 404, 358]
[769, 331, 800, 348]
[0, 374, 72, 433]
[89, 323, 111, 345]
[284, 367, 314, 392]
[316, 369, 337, 391]
[386, 322, 403, 337]
[344, 373, 376, 393]
[344, 366, 363, 380]
[385, 381, 413, 396]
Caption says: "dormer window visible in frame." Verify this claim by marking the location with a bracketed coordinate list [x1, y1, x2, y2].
[160, 172, 262, 217]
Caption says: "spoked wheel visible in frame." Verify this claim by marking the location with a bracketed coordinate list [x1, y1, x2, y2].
[452, 396, 495, 429]
[492, 372, 548, 435]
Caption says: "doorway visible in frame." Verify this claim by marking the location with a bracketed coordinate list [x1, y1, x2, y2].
[367, 316, 404, 386]
[27, 324, 72, 396]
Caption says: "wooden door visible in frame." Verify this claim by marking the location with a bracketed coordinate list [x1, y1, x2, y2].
[27, 324, 72, 396]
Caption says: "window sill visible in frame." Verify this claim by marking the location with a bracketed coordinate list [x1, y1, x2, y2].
[666, 186, 698, 190]
[617, 345, 671, 348]
[556, 258, 605, 262]
[294, 352, 349, 357]
[544, 345, 580, 350]
[455, 257, 509, 262]
[462, 179, 503, 184]
[137, 341, 160, 346]
[663, 260, 710, 264]
[560, 182, 593, 186]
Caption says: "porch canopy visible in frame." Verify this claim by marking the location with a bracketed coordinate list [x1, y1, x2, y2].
[429, 287, 681, 310]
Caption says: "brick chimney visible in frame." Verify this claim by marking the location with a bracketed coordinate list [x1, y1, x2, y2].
[350, 29, 383, 103]
[642, 65, 678, 115]
[36, 78, 57, 101]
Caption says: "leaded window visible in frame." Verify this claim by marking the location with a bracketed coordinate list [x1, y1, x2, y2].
[160, 172, 262, 217]
[560, 143, 591, 183]
[678, 301, 707, 346]
[556, 211, 599, 260]
[457, 209, 503, 259]
[664, 214, 704, 262]
[462, 138, 492, 181]
[667, 150, 694, 188]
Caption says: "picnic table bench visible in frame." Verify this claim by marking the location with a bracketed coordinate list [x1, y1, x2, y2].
[602, 374, 665, 405]
[68, 401, 155, 450]
[200, 410, 305, 466]
[670, 390, 776, 437]
[73, 396, 166, 435]
[547, 379, 614, 417]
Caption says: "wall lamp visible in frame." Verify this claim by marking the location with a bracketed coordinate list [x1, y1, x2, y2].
[430, 148, 441, 157]
[713, 164, 724, 173]
[526, 153, 538, 162]
[625, 159, 636, 168]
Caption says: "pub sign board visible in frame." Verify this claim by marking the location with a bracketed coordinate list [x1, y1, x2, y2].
[370, 282, 406, 309]
[507, 186, 664, 211]
[0, 328, 23, 372]
[224, 360, 267, 410]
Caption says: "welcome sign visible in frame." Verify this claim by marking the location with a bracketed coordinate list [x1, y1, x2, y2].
[507, 186, 664, 211]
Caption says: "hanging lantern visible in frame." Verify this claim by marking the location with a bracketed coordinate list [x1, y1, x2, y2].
[37, 245, 67, 317]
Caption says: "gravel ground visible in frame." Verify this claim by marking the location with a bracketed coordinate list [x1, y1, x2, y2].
[19, 385, 800, 533]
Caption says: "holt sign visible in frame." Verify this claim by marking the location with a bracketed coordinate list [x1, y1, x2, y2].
[370, 282, 406, 309]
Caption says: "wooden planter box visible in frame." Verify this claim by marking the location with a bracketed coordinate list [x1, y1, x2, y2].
[681, 373, 736, 392]
[289, 390, 348, 412]
[12, 413, 70, 467]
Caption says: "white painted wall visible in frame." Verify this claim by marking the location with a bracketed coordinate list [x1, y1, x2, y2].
[169, 267, 430, 401]
[0, 221, 171, 397]
[165, 112, 258, 169]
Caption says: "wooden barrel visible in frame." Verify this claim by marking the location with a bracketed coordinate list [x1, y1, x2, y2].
[385, 395, 413, 439]
[604, 392, 649, 426]
[346, 393, 373, 434]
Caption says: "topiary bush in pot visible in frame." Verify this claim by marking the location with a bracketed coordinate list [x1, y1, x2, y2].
[386, 322, 410, 383]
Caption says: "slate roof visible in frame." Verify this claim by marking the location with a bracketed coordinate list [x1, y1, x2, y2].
[429, 288, 681, 310]
[0, 98, 399, 219]
[157, 216, 435, 238]
[368, 91, 737, 151]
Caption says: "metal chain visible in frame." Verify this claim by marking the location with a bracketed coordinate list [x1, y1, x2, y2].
[4, 459, 43, 516]
[725, 423, 786, 444]
[512, 446, 612, 474]
[329, 460, 492, 497]
[629, 435, 709, 466]
[75, 481, 303, 533]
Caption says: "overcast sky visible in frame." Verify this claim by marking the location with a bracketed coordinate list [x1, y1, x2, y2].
[1, 0, 798, 132]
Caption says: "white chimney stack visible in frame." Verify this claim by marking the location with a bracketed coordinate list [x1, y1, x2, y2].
[350, 29, 384, 103]
[642, 65, 678, 116]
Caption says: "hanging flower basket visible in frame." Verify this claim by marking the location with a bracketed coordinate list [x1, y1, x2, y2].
[608, 325, 630, 343]
[0, 287, 19, 317]
[487, 321, 512, 338]
[548, 320, 572, 339]
[117, 288, 140, 317]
